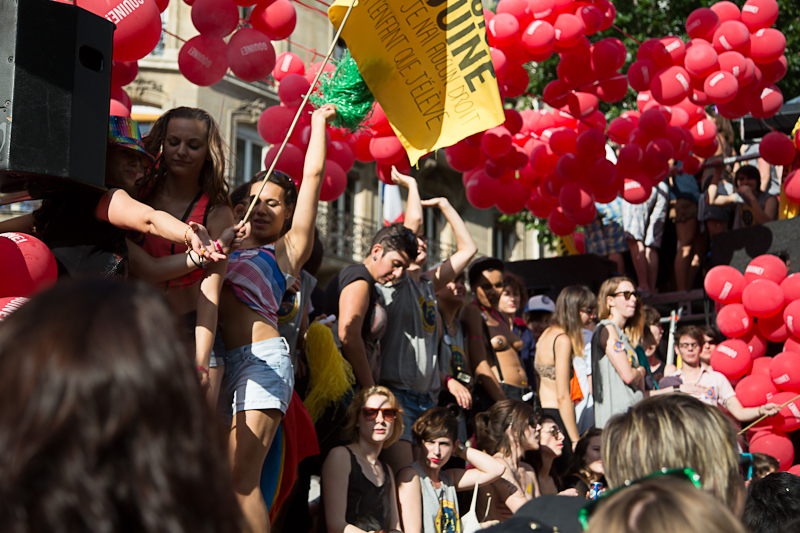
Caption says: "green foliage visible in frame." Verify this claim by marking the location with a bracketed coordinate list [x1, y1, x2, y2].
[499, 211, 559, 251]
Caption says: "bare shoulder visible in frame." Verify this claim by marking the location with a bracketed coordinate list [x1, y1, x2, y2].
[397, 466, 420, 484]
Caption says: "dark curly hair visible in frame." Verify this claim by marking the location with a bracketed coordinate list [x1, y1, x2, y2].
[0, 280, 243, 533]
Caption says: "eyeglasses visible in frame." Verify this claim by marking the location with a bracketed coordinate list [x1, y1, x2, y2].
[580, 307, 596, 316]
[703, 340, 715, 346]
[612, 291, 640, 300]
[361, 407, 398, 422]
[578, 468, 702, 530]
[679, 342, 699, 350]
[528, 416, 538, 428]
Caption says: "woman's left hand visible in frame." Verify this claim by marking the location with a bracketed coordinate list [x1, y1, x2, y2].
[189, 222, 226, 261]
[558, 488, 580, 497]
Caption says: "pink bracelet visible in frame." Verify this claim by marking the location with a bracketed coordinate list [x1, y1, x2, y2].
[213, 240, 223, 253]
[197, 366, 209, 376]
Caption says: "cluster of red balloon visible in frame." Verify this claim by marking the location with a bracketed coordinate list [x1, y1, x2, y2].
[630, 0, 786, 130]
[0, 233, 57, 322]
[705, 255, 800, 471]
[255, 59, 353, 202]
[775, 131, 800, 203]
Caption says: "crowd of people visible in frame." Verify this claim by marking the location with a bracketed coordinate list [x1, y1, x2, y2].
[0, 108, 797, 533]
[586, 112, 781, 295]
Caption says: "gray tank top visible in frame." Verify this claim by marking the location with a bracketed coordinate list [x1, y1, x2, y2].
[411, 462, 460, 533]
[592, 319, 643, 429]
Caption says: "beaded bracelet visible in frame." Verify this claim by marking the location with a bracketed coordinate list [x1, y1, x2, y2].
[183, 226, 192, 254]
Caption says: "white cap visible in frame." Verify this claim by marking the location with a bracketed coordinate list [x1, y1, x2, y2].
[524, 294, 555, 313]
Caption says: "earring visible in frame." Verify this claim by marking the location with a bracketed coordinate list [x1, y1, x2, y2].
[372, 255, 377, 261]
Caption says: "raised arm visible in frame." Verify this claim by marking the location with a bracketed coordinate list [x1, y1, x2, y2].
[449, 446, 506, 490]
[706, 166, 735, 207]
[461, 304, 506, 403]
[278, 104, 337, 277]
[338, 280, 376, 388]
[554, 334, 580, 446]
[422, 197, 478, 292]
[392, 168, 423, 236]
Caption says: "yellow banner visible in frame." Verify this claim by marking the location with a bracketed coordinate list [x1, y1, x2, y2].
[329, 0, 505, 166]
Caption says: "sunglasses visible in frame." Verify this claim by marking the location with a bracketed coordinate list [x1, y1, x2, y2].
[544, 425, 563, 437]
[361, 407, 398, 422]
[581, 307, 596, 316]
[578, 468, 702, 530]
[613, 290, 640, 301]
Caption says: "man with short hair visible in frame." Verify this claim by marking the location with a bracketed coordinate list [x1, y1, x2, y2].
[658, 325, 778, 422]
[743, 472, 800, 533]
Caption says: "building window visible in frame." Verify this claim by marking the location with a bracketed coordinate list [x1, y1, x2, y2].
[494, 224, 515, 261]
[148, 11, 167, 57]
[234, 125, 267, 187]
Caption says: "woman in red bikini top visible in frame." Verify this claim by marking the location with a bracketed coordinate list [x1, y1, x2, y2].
[137, 107, 235, 398]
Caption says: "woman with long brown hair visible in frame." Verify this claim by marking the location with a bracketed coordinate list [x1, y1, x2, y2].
[534, 285, 596, 459]
[591, 277, 645, 428]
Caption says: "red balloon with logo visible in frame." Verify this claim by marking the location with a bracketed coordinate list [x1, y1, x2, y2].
[705, 265, 745, 304]
[0, 296, 30, 322]
[773, 391, 800, 433]
[0, 233, 57, 298]
[735, 374, 778, 407]
[746, 254, 788, 284]
[81, 0, 162, 61]
[227, 28, 275, 83]
[711, 338, 752, 379]
[770, 351, 800, 392]
[716, 303, 752, 337]
[178, 35, 228, 86]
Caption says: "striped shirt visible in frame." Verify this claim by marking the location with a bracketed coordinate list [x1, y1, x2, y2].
[225, 244, 291, 330]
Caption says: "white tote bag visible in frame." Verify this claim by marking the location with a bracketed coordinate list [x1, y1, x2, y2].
[460, 473, 489, 533]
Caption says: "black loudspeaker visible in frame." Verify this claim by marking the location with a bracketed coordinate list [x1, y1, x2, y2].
[0, 0, 114, 201]
[505, 254, 618, 301]
[709, 217, 800, 275]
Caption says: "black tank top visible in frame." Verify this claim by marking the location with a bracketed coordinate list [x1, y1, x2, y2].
[344, 446, 392, 531]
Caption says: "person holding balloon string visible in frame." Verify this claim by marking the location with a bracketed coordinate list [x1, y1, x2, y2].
[0, 116, 235, 283]
[214, 103, 337, 533]
[657, 325, 780, 423]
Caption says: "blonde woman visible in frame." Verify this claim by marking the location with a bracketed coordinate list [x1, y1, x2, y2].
[602, 394, 746, 515]
[322, 386, 404, 533]
[535, 285, 596, 456]
[591, 277, 645, 428]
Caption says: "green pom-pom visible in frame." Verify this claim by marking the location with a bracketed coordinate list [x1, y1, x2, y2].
[310, 50, 376, 133]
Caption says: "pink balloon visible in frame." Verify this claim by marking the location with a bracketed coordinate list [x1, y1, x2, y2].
[784, 300, 800, 337]
[749, 28, 785, 65]
[264, 143, 305, 181]
[735, 374, 779, 407]
[685, 44, 719, 80]
[522, 20, 556, 55]
[773, 391, 800, 433]
[759, 131, 797, 167]
[746, 254, 788, 284]
[227, 28, 275, 83]
[319, 160, 347, 202]
[750, 431, 794, 471]
[178, 35, 228, 86]
[273, 52, 306, 81]
[753, 356, 774, 376]
[741, 0, 779, 32]
[770, 351, 800, 393]
[705, 265, 745, 304]
[703, 70, 739, 104]
[251, 0, 297, 40]
[278, 73, 311, 107]
[717, 303, 753, 337]
[553, 13, 584, 48]
[110, 99, 131, 117]
[489, 13, 521, 47]
[743, 328, 768, 360]
[710, 339, 752, 379]
[369, 136, 405, 165]
[686, 7, 720, 41]
[81, 0, 162, 61]
[689, 118, 717, 146]
[759, 313, 790, 343]
[653, 36, 686, 68]
[111, 61, 138, 87]
[712, 20, 750, 54]
[711, 1, 742, 23]
[191, 0, 239, 38]
[743, 279, 785, 318]
[781, 273, 800, 304]
[651, 66, 692, 106]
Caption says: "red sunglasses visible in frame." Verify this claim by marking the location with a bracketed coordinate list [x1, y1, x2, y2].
[361, 407, 398, 422]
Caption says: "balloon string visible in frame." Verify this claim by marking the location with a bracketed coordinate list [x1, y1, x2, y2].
[294, 0, 329, 17]
[241, 0, 357, 226]
[738, 393, 800, 435]
[285, 39, 328, 62]
[163, 29, 186, 43]
[309, 0, 332, 7]
[612, 24, 642, 45]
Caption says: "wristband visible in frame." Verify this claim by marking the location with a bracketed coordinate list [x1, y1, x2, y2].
[188, 251, 203, 269]
[213, 240, 223, 254]
[445, 375, 453, 385]
[197, 366, 209, 376]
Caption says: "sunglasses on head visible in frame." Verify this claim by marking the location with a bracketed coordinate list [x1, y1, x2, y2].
[578, 468, 702, 530]
[361, 407, 398, 422]
[613, 290, 640, 301]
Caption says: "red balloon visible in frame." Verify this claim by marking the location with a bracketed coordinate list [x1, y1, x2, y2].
[550, 129, 577, 156]
[575, 4, 603, 35]
[686, 7, 721, 41]
[365, 103, 393, 137]
[717, 303, 753, 337]
[497, 178, 531, 214]
[773, 391, 800, 432]
[736, 374, 779, 407]
[257, 106, 293, 144]
[81, 0, 162, 61]
[522, 20, 556, 55]
[491, 48, 508, 81]
[319, 160, 347, 202]
[251, 0, 296, 40]
[770, 351, 800, 392]
[712, 20, 750, 54]
[351, 133, 374, 163]
[749, 28, 786, 65]
[0, 296, 29, 323]
[638, 107, 668, 138]
[548, 206, 577, 235]
[645, 138, 674, 168]
[703, 71, 739, 104]
[711, 338, 752, 378]
[567, 92, 598, 118]
[376, 158, 410, 185]
[178, 35, 228, 86]
[227, 28, 275, 82]
[530, 144, 559, 175]
[110, 99, 131, 117]
[743, 328, 769, 359]
[502, 145, 530, 171]
[743, 279, 785, 318]
[489, 13, 521, 47]
[0, 233, 57, 298]
[484, 158, 506, 179]
[627, 59, 657, 93]
[109, 85, 131, 108]
[278, 73, 311, 108]
[607, 117, 637, 144]
[750, 431, 794, 471]
[753, 356, 773, 376]
[590, 40, 621, 78]
[741, 0, 779, 31]
[617, 144, 645, 175]
[556, 153, 584, 181]
[191, 0, 239, 38]
[651, 66, 692, 106]
[558, 54, 594, 89]
[328, 141, 355, 173]
[529, 0, 556, 23]
[682, 155, 702, 175]
[760, 55, 788, 84]
[559, 181, 593, 215]
[553, 13, 584, 48]
[692, 137, 718, 158]
[482, 126, 513, 158]
[746, 254, 788, 284]
[622, 176, 652, 204]
[665, 126, 689, 157]
[781, 272, 800, 305]
[759, 313, 790, 343]
[273, 52, 305, 81]
[596, 74, 628, 103]
[684, 43, 719, 79]
[369, 136, 405, 165]
[445, 140, 480, 172]
[465, 171, 500, 209]
[575, 129, 606, 161]
[304, 61, 335, 88]
[785, 337, 800, 353]
[527, 191, 557, 218]
[705, 265, 745, 304]
[155, 0, 169, 10]
[759, 131, 797, 167]
[263, 143, 305, 181]
[689, 118, 717, 146]
[653, 36, 686, 68]
[784, 300, 800, 337]
[504, 109, 524, 136]
[785, 170, 800, 203]
[111, 60, 138, 87]
[498, 0, 532, 25]
[711, 1, 741, 22]
[542, 80, 571, 109]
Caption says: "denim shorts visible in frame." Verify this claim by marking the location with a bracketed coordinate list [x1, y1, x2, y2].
[209, 332, 226, 368]
[219, 337, 294, 424]
[386, 385, 434, 443]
